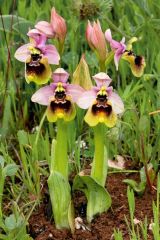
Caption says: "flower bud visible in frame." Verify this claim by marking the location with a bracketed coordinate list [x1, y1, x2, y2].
[86, 20, 107, 63]
[51, 7, 67, 44]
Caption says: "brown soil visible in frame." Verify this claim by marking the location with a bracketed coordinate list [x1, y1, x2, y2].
[28, 172, 156, 240]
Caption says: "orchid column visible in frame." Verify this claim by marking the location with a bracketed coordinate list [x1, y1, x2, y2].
[31, 68, 84, 229]
[74, 72, 124, 222]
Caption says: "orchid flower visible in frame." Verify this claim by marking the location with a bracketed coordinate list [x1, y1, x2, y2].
[105, 29, 126, 70]
[77, 72, 124, 127]
[122, 49, 146, 78]
[35, 7, 67, 45]
[86, 20, 107, 69]
[105, 29, 146, 77]
[32, 68, 84, 229]
[14, 29, 60, 85]
[31, 68, 84, 122]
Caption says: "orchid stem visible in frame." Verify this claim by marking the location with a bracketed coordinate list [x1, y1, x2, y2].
[105, 51, 114, 69]
[91, 124, 107, 186]
[58, 41, 64, 59]
[99, 60, 106, 72]
[54, 119, 68, 179]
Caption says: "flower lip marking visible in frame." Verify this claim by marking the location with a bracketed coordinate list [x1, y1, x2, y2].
[125, 50, 143, 66]
[31, 53, 42, 62]
[26, 52, 45, 76]
[49, 82, 71, 115]
[50, 99, 71, 113]
[54, 82, 66, 101]
[135, 55, 143, 67]
[125, 50, 134, 56]
[92, 86, 112, 116]
[55, 90, 66, 101]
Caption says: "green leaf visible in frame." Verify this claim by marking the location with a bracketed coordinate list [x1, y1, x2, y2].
[73, 175, 111, 222]
[48, 171, 72, 229]
[1, 96, 12, 136]
[13, 21, 34, 39]
[4, 164, 19, 176]
[0, 155, 5, 168]
[138, 115, 150, 135]
[5, 214, 17, 230]
[17, 130, 29, 145]
[123, 179, 146, 195]
[0, 15, 26, 32]
[68, 201, 75, 234]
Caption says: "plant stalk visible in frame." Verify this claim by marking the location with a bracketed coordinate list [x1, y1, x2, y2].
[91, 124, 107, 186]
[99, 60, 106, 72]
[53, 119, 68, 179]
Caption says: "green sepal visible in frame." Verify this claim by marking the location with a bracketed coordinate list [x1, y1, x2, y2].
[73, 175, 111, 223]
[48, 171, 74, 229]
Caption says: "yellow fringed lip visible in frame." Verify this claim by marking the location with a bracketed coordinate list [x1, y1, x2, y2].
[85, 102, 117, 127]
[122, 51, 146, 77]
[46, 94, 76, 122]
[84, 90, 117, 127]
[25, 54, 52, 85]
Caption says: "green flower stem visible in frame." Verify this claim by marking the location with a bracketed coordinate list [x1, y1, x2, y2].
[99, 60, 106, 72]
[91, 124, 107, 186]
[105, 51, 114, 68]
[53, 119, 68, 179]
[58, 40, 64, 57]
[48, 120, 72, 229]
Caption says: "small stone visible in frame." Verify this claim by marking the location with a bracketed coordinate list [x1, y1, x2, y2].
[48, 233, 53, 237]
[75, 217, 83, 229]
[133, 218, 141, 225]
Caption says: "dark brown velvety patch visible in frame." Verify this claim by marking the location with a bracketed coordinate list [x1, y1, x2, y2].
[92, 103, 112, 116]
[26, 54, 45, 76]
[135, 56, 143, 67]
[50, 99, 71, 113]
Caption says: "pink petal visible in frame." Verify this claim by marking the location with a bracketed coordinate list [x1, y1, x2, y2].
[114, 51, 122, 70]
[35, 21, 54, 38]
[108, 92, 124, 114]
[86, 20, 93, 45]
[67, 84, 85, 103]
[31, 85, 54, 106]
[91, 21, 102, 48]
[77, 90, 97, 109]
[14, 43, 31, 62]
[93, 72, 112, 88]
[44, 45, 60, 64]
[121, 37, 126, 44]
[110, 39, 122, 49]
[105, 29, 112, 42]
[52, 68, 69, 83]
[50, 7, 67, 41]
[107, 86, 113, 95]
[114, 46, 126, 70]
